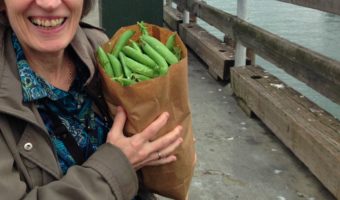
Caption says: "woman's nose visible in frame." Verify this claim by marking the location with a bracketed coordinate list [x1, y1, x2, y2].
[36, 0, 62, 10]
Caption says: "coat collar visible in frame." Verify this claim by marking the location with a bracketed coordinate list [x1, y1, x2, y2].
[70, 25, 96, 85]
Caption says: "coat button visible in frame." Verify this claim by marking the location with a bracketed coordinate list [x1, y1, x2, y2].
[24, 143, 33, 151]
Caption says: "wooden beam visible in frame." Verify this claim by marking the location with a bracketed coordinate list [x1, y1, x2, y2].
[171, 0, 193, 9]
[232, 20, 340, 104]
[179, 23, 236, 80]
[189, 1, 340, 104]
[163, 5, 183, 31]
[231, 65, 340, 199]
[193, 2, 236, 39]
[279, 0, 340, 16]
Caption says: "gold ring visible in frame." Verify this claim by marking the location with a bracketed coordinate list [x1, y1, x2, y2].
[157, 151, 162, 160]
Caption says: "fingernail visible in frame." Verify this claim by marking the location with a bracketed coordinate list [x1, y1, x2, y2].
[172, 156, 177, 162]
[116, 106, 123, 112]
[164, 112, 170, 119]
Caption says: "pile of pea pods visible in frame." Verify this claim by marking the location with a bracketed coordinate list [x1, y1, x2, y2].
[97, 22, 181, 86]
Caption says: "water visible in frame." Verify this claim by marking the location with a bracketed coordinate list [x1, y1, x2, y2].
[195, 0, 340, 119]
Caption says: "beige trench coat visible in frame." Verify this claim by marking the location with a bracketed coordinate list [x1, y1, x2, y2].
[0, 22, 138, 200]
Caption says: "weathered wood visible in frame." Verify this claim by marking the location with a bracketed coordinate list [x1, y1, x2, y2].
[179, 23, 235, 80]
[279, 0, 340, 16]
[172, 0, 195, 11]
[163, 5, 183, 31]
[186, 1, 340, 104]
[234, 96, 253, 117]
[246, 48, 256, 65]
[233, 20, 340, 104]
[231, 65, 340, 199]
[193, 1, 236, 39]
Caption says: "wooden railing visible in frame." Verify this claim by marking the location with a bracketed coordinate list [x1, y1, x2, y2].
[164, 0, 340, 199]
[169, 0, 340, 105]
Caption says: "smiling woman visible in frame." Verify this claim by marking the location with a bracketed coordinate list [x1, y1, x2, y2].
[0, 0, 183, 200]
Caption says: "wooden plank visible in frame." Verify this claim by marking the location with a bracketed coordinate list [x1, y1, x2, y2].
[232, 19, 340, 104]
[179, 23, 235, 80]
[187, 1, 340, 104]
[193, 1, 236, 39]
[234, 96, 253, 117]
[163, 5, 183, 31]
[279, 0, 340, 16]
[231, 65, 340, 199]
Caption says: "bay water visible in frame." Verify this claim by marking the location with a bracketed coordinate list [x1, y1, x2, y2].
[197, 0, 340, 119]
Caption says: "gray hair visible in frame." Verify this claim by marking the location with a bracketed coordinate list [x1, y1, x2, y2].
[0, 0, 96, 26]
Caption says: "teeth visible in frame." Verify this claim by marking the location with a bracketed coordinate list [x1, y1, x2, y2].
[31, 18, 65, 28]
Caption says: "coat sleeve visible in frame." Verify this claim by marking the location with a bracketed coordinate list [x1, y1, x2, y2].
[0, 129, 138, 200]
[26, 144, 138, 200]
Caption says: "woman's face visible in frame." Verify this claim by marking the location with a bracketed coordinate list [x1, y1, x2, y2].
[3, 0, 83, 54]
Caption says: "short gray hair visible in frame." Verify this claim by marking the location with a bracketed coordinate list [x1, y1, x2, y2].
[0, 0, 96, 26]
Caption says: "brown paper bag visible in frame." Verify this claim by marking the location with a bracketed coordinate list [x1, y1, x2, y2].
[97, 23, 196, 200]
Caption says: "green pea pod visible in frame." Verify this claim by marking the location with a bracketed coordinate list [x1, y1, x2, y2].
[122, 46, 157, 69]
[137, 21, 149, 36]
[140, 35, 178, 65]
[132, 73, 151, 82]
[124, 56, 155, 78]
[166, 33, 176, 51]
[111, 77, 136, 86]
[140, 39, 168, 76]
[107, 53, 123, 77]
[119, 52, 132, 79]
[172, 46, 182, 61]
[112, 30, 135, 57]
[97, 47, 114, 77]
[130, 40, 142, 53]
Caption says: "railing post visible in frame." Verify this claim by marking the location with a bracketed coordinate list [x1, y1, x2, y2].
[235, 0, 248, 67]
[183, 10, 190, 24]
[181, 0, 190, 24]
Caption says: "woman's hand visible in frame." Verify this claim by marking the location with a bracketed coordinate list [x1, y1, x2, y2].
[106, 106, 183, 169]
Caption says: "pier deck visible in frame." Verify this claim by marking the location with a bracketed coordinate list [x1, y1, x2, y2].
[170, 51, 335, 200]
[83, 7, 336, 200]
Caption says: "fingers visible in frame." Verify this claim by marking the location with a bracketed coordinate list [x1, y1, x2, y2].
[157, 136, 183, 158]
[139, 112, 170, 142]
[134, 153, 177, 169]
[106, 109, 183, 169]
[110, 106, 126, 134]
[148, 125, 183, 152]
[133, 151, 162, 169]
[133, 126, 183, 169]
[138, 134, 182, 165]
[143, 155, 177, 167]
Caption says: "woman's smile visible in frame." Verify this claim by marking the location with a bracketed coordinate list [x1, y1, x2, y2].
[29, 17, 66, 28]
[28, 16, 68, 35]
